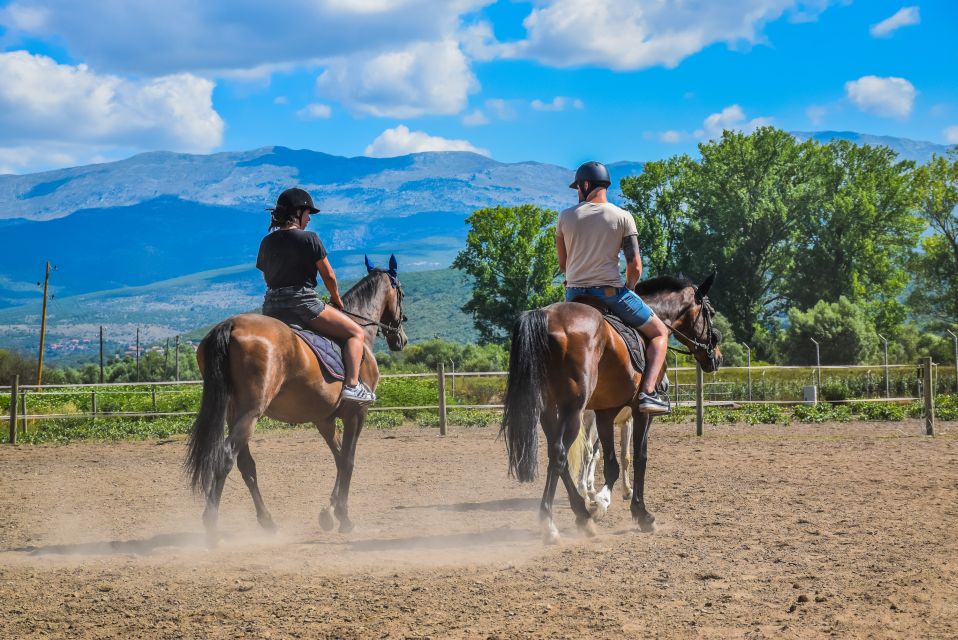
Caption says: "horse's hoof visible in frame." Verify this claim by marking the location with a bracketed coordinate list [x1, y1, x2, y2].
[338, 520, 355, 534]
[577, 518, 598, 538]
[541, 520, 561, 545]
[318, 508, 335, 532]
[258, 516, 278, 534]
[632, 513, 657, 533]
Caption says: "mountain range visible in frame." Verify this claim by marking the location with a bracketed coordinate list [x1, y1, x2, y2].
[0, 131, 952, 362]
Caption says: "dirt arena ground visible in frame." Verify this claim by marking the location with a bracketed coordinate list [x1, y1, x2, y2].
[0, 419, 956, 639]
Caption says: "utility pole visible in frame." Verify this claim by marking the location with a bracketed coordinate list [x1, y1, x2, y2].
[36, 261, 52, 386]
[135, 327, 140, 382]
[174, 335, 180, 381]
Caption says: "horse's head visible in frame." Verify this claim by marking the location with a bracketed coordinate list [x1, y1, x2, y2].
[364, 254, 408, 351]
[639, 273, 722, 372]
[673, 272, 722, 372]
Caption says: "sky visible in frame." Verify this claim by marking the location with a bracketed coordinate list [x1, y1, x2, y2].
[0, 0, 956, 174]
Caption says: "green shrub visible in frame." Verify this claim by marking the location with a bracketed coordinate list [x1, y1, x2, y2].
[791, 403, 851, 423]
[742, 404, 789, 425]
[856, 402, 906, 421]
[448, 409, 500, 428]
[366, 411, 404, 429]
[937, 394, 958, 421]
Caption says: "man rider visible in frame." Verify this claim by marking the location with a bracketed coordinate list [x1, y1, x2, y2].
[556, 161, 670, 414]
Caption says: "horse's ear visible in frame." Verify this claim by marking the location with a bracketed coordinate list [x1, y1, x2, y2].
[695, 271, 716, 302]
[388, 253, 398, 276]
[364, 254, 375, 273]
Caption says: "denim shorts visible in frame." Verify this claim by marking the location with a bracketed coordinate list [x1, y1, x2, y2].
[263, 286, 326, 326]
[566, 285, 655, 328]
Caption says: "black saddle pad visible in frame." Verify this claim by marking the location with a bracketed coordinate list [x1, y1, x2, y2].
[603, 314, 646, 374]
[290, 325, 345, 381]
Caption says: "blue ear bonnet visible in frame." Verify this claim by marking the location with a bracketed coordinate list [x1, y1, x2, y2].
[364, 254, 400, 288]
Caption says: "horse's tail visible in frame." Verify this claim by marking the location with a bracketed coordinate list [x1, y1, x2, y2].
[185, 320, 234, 496]
[500, 308, 550, 483]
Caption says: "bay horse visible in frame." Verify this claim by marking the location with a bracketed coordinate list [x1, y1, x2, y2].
[185, 256, 407, 545]
[501, 274, 721, 544]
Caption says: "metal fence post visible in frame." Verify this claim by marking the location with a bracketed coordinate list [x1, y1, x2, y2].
[810, 338, 821, 389]
[19, 390, 27, 436]
[91, 390, 97, 417]
[673, 351, 680, 405]
[438, 362, 447, 436]
[695, 363, 704, 437]
[923, 356, 935, 436]
[151, 385, 157, 413]
[9, 375, 18, 445]
[744, 343, 752, 402]
[948, 330, 958, 394]
[878, 334, 889, 398]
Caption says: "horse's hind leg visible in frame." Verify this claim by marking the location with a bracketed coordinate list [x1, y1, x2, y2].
[236, 443, 276, 533]
[629, 412, 656, 532]
[590, 408, 621, 518]
[540, 402, 590, 544]
[314, 419, 341, 532]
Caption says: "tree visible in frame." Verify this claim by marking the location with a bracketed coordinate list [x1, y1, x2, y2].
[777, 297, 879, 365]
[453, 205, 563, 343]
[909, 151, 958, 327]
[678, 127, 816, 352]
[787, 140, 922, 329]
[620, 154, 694, 275]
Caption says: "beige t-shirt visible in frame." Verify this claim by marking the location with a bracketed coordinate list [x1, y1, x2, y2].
[557, 201, 638, 287]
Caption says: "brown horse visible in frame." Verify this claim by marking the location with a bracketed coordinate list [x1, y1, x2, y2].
[501, 274, 721, 544]
[185, 260, 407, 544]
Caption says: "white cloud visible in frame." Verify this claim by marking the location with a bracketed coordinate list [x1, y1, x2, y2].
[0, 0, 491, 76]
[869, 6, 920, 38]
[273, 96, 288, 105]
[297, 103, 332, 119]
[702, 104, 773, 138]
[462, 109, 490, 126]
[806, 104, 827, 125]
[845, 75, 916, 118]
[484, 98, 517, 120]
[530, 96, 584, 111]
[944, 126, 958, 145]
[317, 40, 477, 118]
[364, 125, 489, 157]
[0, 51, 223, 156]
[659, 130, 685, 144]
[503, 0, 837, 70]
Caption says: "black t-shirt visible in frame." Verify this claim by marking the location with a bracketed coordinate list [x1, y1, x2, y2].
[256, 229, 328, 289]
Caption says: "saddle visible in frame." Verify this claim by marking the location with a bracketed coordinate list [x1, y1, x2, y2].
[289, 325, 345, 381]
[571, 295, 646, 374]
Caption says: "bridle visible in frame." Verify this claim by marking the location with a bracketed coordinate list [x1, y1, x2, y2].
[663, 293, 718, 363]
[342, 274, 407, 339]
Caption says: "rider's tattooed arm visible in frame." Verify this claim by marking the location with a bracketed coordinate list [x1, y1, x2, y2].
[622, 234, 641, 289]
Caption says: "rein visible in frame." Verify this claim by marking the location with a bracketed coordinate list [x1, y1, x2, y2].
[341, 276, 407, 337]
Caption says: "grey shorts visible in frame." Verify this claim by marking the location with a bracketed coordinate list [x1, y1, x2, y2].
[262, 286, 326, 326]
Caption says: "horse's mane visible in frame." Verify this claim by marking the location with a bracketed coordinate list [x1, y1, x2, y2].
[633, 275, 694, 296]
[343, 269, 389, 308]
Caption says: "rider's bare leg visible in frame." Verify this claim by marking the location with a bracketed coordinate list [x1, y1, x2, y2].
[638, 315, 669, 395]
[307, 306, 365, 387]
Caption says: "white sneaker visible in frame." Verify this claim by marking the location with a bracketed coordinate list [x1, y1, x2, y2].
[342, 382, 376, 404]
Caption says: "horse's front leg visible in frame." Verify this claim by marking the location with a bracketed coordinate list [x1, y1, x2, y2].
[630, 412, 656, 532]
[314, 419, 342, 532]
[618, 408, 634, 500]
[332, 407, 366, 533]
[590, 408, 621, 518]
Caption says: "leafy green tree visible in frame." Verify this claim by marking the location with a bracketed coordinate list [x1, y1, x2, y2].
[453, 205, 563, 343]
[909, 151, 958, 327]
[777, 297, 880, 365]
[620, 154, 694, 275]
[787, 141, 922, 327]
[678, 127, 817, 351]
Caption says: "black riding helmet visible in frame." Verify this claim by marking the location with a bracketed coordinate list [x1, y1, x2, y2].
[273, 187, 320, 214]
[569, 161, 611, 189]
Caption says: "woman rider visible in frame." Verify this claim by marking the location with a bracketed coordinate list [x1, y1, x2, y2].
[256, 187, 375, 404]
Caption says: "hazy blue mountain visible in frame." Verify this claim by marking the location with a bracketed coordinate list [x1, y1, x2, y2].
[790, 131, 953, 164]
[0, 131, 948, 360]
